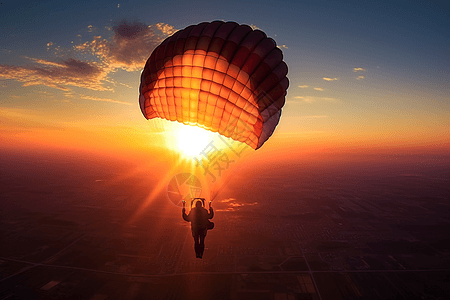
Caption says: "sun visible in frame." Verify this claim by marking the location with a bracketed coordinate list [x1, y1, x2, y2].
[148, 119, 225, 158]
[176, 125, 214, 157]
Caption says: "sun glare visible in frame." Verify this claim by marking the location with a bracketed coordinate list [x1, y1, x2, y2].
[149, 119, 243, 159]
[176, 125, 214, 157]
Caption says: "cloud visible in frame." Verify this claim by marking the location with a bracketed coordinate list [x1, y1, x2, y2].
[0, 20, 176, 93]
[323, 77, 338, 81]
[277, 44, 288, 49]
[294, 96, 338, 103]
[155, 23, 177, 35]
[217, 197, 258, 211]
[79, 95, 132, 105]
[298, 85, 309, 88]
[25, 57, 67, 68]
[249, 24, 261, 30]
[0, 58, 108, 91]
[357, 75, 365, 80]
[285, 100, 298, 104]
[313, 87, 324, 91]
[75, 20, 173, 72]
[294, 96, 314, 103]
[353, 67, 366, 72]
[220, 198, 236, 203]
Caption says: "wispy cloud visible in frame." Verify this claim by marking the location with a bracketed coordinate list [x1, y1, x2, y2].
[357, 75, 365, 80]
[79, 95, 132, 105]
[75, 20, 175, 72]
[155, 23, 177, 35]
[285, 100, 298, 104]
[220, 198, 236, 203]
[323, 77, 338, 81]
[217, 198, 258, 211]
[313, 87, 324, 91]
[277, 44, 288, 49]
[0, 20, 176, 93]
[298, 85, 309, 88]
[0, 58, 108, 91]
[26, 57, 67, 68]
[294, 96, 338, 103]
[353, 67, 366, 72]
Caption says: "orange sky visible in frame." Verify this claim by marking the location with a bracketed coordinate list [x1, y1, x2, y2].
[1, 105, 448, 169]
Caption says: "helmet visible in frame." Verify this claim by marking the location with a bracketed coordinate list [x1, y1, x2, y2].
[191, 197, 205, 208]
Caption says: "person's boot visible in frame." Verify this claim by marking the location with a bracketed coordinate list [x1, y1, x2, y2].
[199, 245, 204, 259]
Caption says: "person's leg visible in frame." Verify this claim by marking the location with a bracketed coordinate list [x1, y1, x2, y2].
[193, 233, 200, 257]
[199, 234, 206, 258]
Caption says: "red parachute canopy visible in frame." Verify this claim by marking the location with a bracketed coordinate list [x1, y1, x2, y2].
[139, 21, 289, 149]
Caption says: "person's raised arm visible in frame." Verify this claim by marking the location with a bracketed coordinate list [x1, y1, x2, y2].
[208, 201, 214, 219]
[182, 201, 190, 222]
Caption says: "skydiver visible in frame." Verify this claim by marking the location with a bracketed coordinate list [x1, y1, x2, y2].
[182, 198, 214, 258]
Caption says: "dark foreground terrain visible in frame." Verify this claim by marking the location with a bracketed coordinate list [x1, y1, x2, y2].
[1, 150, 449, 299]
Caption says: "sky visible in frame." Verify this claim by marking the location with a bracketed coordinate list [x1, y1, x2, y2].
[1, 0, 449, 166]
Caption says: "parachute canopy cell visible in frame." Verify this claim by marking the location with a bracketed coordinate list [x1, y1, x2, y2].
[139, 21, 289, 149]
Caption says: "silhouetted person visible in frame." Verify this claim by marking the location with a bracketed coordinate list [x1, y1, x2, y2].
[182, 199, 214, 258]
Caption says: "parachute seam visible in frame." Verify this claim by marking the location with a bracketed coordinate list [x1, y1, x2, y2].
[256, 71, 288, 114]
[208, 24, 238, 137]
[175, 25, 195, 125]
[226, 32, 266, 143]
[184, 22, 209, 125]
[195, 22, 222, 127]
[215, 25, 254, 143]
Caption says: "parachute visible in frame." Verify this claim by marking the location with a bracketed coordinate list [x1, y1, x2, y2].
[139, 21, 289, 149]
